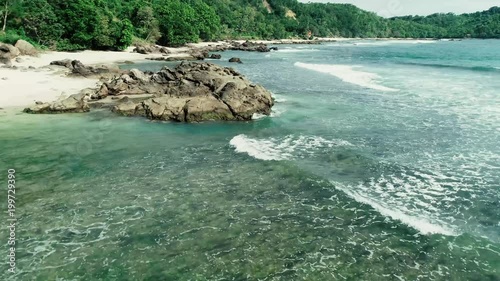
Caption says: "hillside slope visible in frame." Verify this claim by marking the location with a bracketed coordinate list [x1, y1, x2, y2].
[1, 0, 499, 50]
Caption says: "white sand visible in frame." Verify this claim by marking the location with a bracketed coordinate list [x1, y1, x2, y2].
[0, 69, 100, 108]
[0, 46, 199, 109]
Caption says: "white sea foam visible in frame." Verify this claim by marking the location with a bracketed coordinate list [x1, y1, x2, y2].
[353, 40, 437, 46]
[252, 113, 268, 120]
[271, 93, 287, 103]
[294, 62, 399, 92]
[230, 135, 291, 161]
[278, 48, 319, 53]
[330, 168, 466, 236]
[334, 183, 458, 236]
[230, 134, 353, 161]
[270, 107, 286, 117]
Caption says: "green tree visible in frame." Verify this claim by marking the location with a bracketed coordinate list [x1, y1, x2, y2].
[134, 5, 161, 42]
[23, 0, 63, 46]
[154, 0, 198, 46]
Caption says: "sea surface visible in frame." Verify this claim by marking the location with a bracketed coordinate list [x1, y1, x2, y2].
[1, 39, 499, 280]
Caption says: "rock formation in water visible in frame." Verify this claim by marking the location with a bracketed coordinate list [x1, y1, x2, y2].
[229, 57, 243, 63]
[24, 93, 90, 114]
[24, 62, 274, 122]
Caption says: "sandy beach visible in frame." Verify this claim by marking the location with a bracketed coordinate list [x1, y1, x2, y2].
[0, 44, 222, 109]
[0, 37, 431, 109]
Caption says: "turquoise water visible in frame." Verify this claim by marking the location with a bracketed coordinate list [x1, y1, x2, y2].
[1, 40, 499, 280]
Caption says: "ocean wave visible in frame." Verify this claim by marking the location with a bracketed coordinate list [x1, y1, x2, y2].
[230, 134, 353, 161]
[272, 93, 287, 103]
[270, 107, 286, 117]
[400, 62, 500, 73]
[332, 166, 466, 236]
[278, 48, 319, 53]
[352, 40, 436, 46]
[294, 62, 399, 92]
[251, 113, 268, 120]
[334, 182, 459, 236]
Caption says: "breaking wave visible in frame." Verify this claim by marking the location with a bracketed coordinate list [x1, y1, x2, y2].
[230, 134, 353, 161]
[294, 62, 399, 92]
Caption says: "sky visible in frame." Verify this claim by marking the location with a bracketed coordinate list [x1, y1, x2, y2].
[298, 0, 499, 17]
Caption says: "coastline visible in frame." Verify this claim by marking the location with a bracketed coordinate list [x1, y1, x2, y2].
[0, 37, 440, 109]
[0, 46, 200, 109]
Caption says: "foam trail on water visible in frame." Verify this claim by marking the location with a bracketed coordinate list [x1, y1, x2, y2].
[252, 113, 268, 120]
[294, 62, 399, 92]
[230, 134, 353, 161]
[230, 135, 291, 161]
[271, 93, 287, 103]
[353, 40, 437, 46]
[333, 182, 459, 236]
[278, 48, 319, 53]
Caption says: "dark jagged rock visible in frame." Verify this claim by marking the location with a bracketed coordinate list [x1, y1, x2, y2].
[189, 49, 209, 60]
[229, 41, 270, 52]
[70, 60, 120, 78]
[229, 57, 242, 63]
[209, 54, 222, 59]
[49, 59, 122, 78]
[133, 45, 171, 55]
[146, 56, 198, 62]
[24, 62, 273, 122]
[50, 59, 73, 68]
[110, 62, 272, 122]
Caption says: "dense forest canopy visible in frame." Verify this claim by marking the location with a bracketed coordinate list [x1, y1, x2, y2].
[0, 0, 499, 50]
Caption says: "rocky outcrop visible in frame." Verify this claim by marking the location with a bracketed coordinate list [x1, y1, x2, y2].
[133, 45, 170, 55]
[229, 41, 270, 52]
[49, 59, 122, 78]
[50, 59, 73, 68]
[146, 55, 198, 62]
[24, 62, 274, 122]
[23, 92, 90, 114]
[0, 43, 20, 66]
[209, 54, 222, 59]
[14, 40, 38, 56]
[109, 63, 273, 121]
[189, 48, 209, 60]
[229, 57, 242, 63]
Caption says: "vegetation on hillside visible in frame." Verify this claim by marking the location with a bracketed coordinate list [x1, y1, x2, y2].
[1, 0, 499, 50]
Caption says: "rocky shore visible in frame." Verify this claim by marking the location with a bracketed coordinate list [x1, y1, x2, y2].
[2, 38, 334, 117]
[23, 61, 274, 122]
